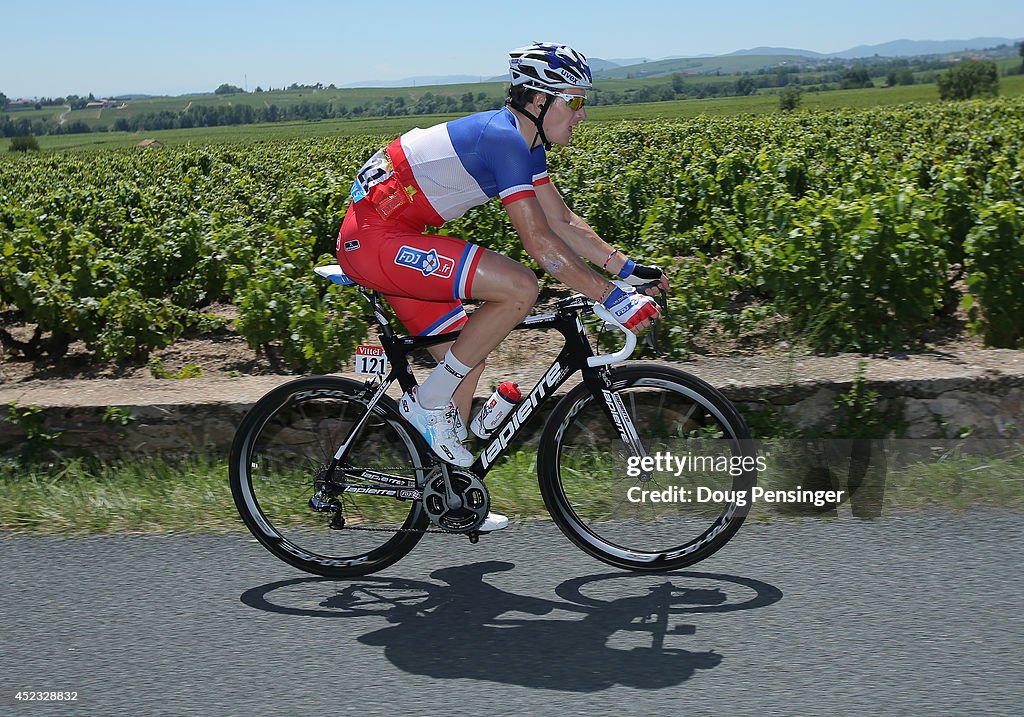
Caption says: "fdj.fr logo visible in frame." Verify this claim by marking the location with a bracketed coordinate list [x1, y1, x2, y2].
[394, 246, 455, 278]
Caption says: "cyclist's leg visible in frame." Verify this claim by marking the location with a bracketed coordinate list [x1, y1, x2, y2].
[444, 249, 539, 367]
[423, 341, 484, 425]
[338, 214, 537, 410]
[412, 249, 536, 417]
[383, 297, 483, 421]
[389, 250, 537, 414]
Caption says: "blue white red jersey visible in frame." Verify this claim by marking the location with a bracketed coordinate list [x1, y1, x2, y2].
[350, 107, 549, 227]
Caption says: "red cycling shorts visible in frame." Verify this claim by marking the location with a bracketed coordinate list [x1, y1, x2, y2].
[336, 197, 485, 336]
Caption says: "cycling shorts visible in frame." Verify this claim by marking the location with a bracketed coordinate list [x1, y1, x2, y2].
[336, 197, 484, 336]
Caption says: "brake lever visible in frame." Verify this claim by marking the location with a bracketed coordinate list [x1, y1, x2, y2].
[643, 289, 669, 357]
[644, 323, 661, 356]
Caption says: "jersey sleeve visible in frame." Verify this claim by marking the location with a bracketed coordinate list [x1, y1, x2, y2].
[530, 146, 550, 189]
[477, 125, 547, 207]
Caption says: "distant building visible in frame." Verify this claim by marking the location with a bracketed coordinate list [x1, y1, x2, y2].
[136, 139, 163, 148]
[86, 99, 125, 109]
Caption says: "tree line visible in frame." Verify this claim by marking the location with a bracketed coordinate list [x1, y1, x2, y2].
[1, 92, 504, 136]
[4, 46, 1022, 139]
[114, 91, 504, 132]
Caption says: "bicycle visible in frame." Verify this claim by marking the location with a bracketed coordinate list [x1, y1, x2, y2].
[229, 264, 758, 578]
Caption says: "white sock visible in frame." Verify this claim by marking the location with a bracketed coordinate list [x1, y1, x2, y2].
[417, 349, 473, 409]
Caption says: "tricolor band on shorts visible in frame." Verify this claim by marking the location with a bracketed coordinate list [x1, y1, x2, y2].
[419, 305, 468, 336]
[453, 243, 482, 300]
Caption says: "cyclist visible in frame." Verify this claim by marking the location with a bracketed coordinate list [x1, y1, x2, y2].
[336, 42, 669, 519]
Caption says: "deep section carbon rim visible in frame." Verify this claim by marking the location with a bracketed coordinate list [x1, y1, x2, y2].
[538, 366, 757, 571]
[230, 376, 428, 577]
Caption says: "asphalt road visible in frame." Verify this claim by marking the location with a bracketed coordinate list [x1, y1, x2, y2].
[2, 512, 1021, 716]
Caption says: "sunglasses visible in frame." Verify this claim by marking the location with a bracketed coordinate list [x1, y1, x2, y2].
[553, 91, 587, 111]
[523, 85, 587, 111]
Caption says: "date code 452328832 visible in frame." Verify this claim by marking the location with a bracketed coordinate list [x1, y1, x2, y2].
[14, 691, 79, 702]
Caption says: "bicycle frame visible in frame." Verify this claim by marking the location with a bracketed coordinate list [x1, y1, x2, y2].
[342, 287, 627, 480]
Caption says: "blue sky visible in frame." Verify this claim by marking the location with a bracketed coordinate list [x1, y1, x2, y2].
[3, 0, 1022, 98]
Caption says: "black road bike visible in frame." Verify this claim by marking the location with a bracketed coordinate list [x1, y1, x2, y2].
[229, 265, 758, 578]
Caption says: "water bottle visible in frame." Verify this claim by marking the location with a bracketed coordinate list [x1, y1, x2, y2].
[471, 381, 522, 439]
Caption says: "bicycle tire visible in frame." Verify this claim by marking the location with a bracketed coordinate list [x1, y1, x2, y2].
[537, 364, 757, 572]
[230, 375, 430, 578]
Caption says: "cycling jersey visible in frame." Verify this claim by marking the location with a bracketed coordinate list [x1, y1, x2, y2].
[338, 107, 547, 336]
[348, 107, 548, 228]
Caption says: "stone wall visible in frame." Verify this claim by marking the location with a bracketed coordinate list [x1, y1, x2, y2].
[728, 375, 1024, 440]
[1, 365, 1022, 460]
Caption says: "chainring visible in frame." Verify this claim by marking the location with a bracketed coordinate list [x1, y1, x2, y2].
[422, 469, 489, 533]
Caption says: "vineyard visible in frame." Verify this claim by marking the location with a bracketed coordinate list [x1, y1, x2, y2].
[2, 97, 1023, 374]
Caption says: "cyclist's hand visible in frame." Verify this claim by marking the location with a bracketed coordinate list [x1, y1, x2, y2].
[619, 259, 669, 297]
[603, 286, 661, 333]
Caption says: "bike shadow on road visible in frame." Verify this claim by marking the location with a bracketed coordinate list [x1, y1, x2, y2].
[240, 562, 783, 692]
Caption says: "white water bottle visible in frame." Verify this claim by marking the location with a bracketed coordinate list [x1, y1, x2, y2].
[471, 381, 522, 439]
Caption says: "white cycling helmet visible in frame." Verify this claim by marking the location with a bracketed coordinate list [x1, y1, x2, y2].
[509, 42, 593, 90]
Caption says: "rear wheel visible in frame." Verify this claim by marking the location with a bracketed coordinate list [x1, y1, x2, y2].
[538, 365, 757, 571]
[229, 376, 429, 577]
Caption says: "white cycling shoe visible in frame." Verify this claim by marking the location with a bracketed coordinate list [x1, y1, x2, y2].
[399, 388, 474, 467]
[478, 511, 509, 533]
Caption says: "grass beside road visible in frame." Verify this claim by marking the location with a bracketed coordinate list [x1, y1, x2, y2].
[0, 456, 241, 534]
[0, 444, 1021, 535]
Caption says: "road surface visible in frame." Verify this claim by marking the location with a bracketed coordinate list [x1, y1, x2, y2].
[2, 512, 1021, 716]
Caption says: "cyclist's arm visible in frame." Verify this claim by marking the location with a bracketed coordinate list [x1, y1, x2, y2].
[506, 196, 660, 332]
[534, 180, 616, 266]
[504, 197, 612, 303]
[534, 181, 668, 294]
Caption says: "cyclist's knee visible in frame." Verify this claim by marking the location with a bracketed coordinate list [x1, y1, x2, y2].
[473, 252, 539, 311]
[507, 265, 540, 311]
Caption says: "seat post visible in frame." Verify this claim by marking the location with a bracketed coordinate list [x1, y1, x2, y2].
[362, 288, 396, 340]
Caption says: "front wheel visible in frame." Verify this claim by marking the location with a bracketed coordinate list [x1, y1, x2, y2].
[229, 376, 430, 578]
[538, 365, 757, 571]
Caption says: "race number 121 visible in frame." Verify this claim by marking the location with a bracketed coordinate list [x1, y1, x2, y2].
[355, 345, 388, 376]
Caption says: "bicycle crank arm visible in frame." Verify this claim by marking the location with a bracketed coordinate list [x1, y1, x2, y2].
[439, 464, 463, 510]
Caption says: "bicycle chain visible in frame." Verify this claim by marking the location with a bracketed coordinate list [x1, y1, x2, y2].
[339, 465, 423, 474]
[331, 466, 466, 536]
[338, 525, 466, 536]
